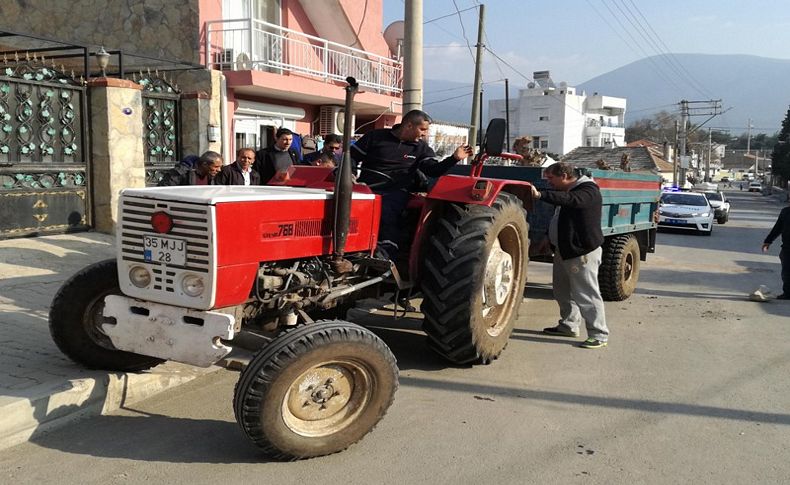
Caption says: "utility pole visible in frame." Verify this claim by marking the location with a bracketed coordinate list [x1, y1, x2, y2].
[706, 127, 712, 182]
[468, 3, 485, 150]
[479, 89, 483, 145]
[678, 100, 689, 185]
[673, 119, 679, 187]
[678, 99, 722, 185]
[504, 78, 510, 151]
[402, 0, 423, 112]
[746, 118, 752, 154]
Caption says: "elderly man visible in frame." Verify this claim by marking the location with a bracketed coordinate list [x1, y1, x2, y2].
[216, 147, 260, 185]
[254, 128, 300, 184]
[158, 151, 222, 186]
[531, 162, 609, 349]
[350, 109, 473, 259]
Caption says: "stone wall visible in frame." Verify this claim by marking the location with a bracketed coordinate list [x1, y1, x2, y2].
[0, 0, 201, 65]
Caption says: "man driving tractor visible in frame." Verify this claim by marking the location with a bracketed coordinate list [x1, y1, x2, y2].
[350, 109, 473, 259]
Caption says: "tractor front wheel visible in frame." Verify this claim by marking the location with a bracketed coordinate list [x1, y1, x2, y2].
[233, 321, 398, 460]
[48, 259, 164, 371]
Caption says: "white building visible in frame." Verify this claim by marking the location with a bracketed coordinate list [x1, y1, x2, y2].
[489, 71, 626, 156]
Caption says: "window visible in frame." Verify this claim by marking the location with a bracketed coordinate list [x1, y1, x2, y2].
[540, 140, 549, 149]
[539, 115, 549, 121]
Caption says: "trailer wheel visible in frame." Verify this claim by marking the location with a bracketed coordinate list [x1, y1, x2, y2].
[421, 193, 529, 365]
[599, 235, 640, 301]
[233, 321, 398, 460]
[49, 259, 164, 371]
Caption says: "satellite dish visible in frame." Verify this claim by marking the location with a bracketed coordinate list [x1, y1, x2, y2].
[383, 21, 405, 56]
[235, 52, 252, 70]
[527, 82, 536, 88]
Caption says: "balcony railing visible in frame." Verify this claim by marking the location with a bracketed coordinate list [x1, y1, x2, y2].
[205, 19, 402, 95]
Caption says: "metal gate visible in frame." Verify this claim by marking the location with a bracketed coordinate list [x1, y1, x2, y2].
[0, 58, 89, 238]
[135, 73, 180, 186]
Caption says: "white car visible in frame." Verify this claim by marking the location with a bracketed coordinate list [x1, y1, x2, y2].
[701, 191, 730, 224]
[658, 191, 714, 235]
[748, 182, 762, 192]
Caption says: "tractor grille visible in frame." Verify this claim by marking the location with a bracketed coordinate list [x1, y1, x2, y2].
[119, 197, 212, 275]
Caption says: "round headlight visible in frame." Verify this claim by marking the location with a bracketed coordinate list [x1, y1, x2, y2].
[181, 274, 205, 297]
[129, 266, 151, 288]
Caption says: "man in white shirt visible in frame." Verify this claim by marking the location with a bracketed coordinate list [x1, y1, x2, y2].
[216, 148, 260, 185]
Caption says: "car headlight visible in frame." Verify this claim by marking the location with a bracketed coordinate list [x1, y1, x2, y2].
[181, 274, 205, 297]
[699, 212, 710, 218]
[129, 266, 151, 288]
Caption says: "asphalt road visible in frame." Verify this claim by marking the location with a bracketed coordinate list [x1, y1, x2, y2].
[2, 189, 789, 485]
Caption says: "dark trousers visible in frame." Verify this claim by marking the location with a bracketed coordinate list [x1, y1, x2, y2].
[781, 248, 790, 296]
[376, 188, 410, 258]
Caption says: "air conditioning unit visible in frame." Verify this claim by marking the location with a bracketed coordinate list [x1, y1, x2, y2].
[319, 105, 355, 136]
[215, 48, 234, 70]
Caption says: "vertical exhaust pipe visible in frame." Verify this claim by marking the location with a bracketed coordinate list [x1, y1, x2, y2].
[332, 77, 359, 272]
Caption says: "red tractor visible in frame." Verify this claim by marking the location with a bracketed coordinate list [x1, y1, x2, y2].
[49, 78, 534, 459]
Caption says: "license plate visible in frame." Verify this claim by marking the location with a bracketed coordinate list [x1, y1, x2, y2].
[666, 218, 684, 224]
[143, 235, 187, 266]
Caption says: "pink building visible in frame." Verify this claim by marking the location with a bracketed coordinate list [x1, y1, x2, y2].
[202, 0, 403, 153]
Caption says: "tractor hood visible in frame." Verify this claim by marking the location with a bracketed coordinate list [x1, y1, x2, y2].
[121, 185, 375, 205]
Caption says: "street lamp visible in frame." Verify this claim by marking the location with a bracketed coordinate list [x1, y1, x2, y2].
[96, 46, 110, 77]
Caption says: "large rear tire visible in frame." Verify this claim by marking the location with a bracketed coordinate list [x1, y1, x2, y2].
[599, 235, 640, 302]
[48, 259, 164, 371]
[233, 321, 398, 460]
[421, 193, 529, 365]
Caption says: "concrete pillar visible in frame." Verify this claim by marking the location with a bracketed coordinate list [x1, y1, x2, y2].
[87, 78, 145, 234]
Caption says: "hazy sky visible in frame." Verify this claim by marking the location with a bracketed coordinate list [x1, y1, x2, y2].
[383, 0, 790, 86]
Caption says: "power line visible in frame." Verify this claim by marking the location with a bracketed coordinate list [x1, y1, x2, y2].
[451, 0, 477, 66]
[424, 6, 477, 24]
[424, 91, 474, 106]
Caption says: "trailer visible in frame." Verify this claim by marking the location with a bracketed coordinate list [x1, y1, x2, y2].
[450, 163, 661, 300]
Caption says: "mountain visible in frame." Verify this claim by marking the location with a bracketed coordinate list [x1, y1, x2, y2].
[425, 54, 790, 135]
[578, 53, 790, 134]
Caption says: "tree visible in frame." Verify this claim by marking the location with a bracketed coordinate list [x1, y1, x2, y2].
[771, 106, 790, 182]
[625, 110, 678, 144]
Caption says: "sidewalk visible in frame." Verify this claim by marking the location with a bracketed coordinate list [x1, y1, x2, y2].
[0, 232, 218, 451]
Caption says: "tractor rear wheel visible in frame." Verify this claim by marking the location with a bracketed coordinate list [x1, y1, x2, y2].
[233, 321, 398, 460]
[421, 193, 529, 365]
[599, 235, 640, 301]
[49, 259, 164, 371]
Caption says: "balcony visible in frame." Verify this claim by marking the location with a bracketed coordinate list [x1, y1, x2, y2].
[205, 19, 402, 95]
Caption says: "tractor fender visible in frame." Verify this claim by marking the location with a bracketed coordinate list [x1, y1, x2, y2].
[426, 174, 534, 209]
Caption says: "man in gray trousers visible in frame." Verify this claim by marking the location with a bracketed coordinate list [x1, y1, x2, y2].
[531, 162, 609, 349]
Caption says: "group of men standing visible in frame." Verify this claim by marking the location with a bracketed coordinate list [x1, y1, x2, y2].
[158, 128, 342, 188]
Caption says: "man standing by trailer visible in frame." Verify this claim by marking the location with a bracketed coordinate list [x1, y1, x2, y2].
[531, 162, 610, 349]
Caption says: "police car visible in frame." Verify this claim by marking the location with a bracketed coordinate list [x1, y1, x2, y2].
[658, 191, 714, 235]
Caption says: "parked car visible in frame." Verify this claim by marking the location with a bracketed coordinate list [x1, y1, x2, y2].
[658, 191, 714, 235]
[721, 176, 730, 183]
[748, 181, 762, 192]
[702, 191, 730, 224]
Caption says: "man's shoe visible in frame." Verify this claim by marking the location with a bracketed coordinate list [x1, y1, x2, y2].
[777, 294, 790, 300]
[579, 338, 607, 349]
[542, 325, 580, 338]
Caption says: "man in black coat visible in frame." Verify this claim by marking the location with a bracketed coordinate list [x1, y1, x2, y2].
[158, 151, 223, 186]
[531, 162, 609, 349]
[762, 203, 790, 299]
[216, 147, 260, 185]
[254, 128, 300, 184]
[350, 109, 472, 259]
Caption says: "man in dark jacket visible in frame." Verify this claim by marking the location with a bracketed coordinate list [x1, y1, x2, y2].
[254, 128, 300, 184]
[303, 133, 343, 166]
[350, 109, 472, 258]
[531, 162, 609, 349]
[158, 151, 222, 186]
[216, 147, 260, 185]
[762, 203, 790, 299]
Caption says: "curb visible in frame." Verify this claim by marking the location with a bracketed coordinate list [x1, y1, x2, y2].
[0, 362, 220, 451]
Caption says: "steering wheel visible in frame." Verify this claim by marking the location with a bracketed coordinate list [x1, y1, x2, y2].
[357, 167, 395, 190]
